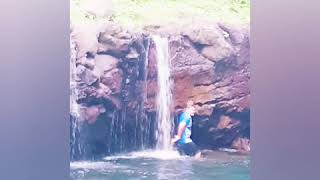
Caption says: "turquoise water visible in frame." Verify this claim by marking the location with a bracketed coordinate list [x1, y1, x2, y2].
[70, 150, 250, 180]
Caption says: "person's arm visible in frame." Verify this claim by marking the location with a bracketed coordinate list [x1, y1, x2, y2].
[171, 121, 187, 144]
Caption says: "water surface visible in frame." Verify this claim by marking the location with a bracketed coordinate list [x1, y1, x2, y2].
[70, 150, 250, 180]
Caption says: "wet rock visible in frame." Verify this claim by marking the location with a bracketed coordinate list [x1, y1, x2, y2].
[108, 95, 121, 109]
[80, 105, 106, 124]
[126, 48, 140, 59]
[197, 115, 243, 148]
[231, 137, 250, 153]
[216, 115, 240, 130]
[96, 83, 112, 98]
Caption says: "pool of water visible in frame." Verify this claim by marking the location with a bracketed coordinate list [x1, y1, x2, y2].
[70, 150, 250, 180]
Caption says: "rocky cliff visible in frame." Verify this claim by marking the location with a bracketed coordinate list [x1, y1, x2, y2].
[70, 20, 250, 160]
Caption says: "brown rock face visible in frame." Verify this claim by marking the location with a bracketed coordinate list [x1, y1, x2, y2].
[182, 22, 235, 62]
[217, 115, 240, 130]
[70, 22, 153, 160]
[144, 22, 250, 149]
[70, 21, 250, 158]
[147, 22, 250, 116]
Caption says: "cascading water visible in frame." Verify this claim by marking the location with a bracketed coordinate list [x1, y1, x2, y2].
[153, 35, 174, 150]
[138, 37, 151, 149]
[70, 40, 80, 119]
[70, 36, 83, 159]
[104, 37, 153, 155]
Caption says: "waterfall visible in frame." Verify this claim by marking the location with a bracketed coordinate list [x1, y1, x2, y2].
[140, 37, 151, 149]
[70, 36, 83, 159]
[153, 35, 173, 150]
[105, 37, 153, 155]
[70, 37, 80, 119]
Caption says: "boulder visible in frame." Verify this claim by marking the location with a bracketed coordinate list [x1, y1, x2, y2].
[76, 65, 98, 85]
[96, 83, 112, 99]
[77, 57, 95, 70]
[201, 44, 234, 62]
[93, 54, 119, 77]
[98, 22, 133, 54]
[100, 68, 123, 94]
[71, 23, 100, 59]
[182, 23, 224, 46]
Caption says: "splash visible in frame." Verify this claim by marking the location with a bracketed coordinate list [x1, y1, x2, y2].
[103, 150, 183, 161]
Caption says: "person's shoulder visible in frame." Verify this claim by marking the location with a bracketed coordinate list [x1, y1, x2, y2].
[180, 112, 191, 121]
[179, 112, 187, 118]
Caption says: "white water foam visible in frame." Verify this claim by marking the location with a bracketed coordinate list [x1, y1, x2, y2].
[103, 150, 184, 161]
[129, 150, 182, 160]
[70, 161, 116, 170]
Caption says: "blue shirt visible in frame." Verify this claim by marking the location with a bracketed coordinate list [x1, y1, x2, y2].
[177, 112, 193, 144]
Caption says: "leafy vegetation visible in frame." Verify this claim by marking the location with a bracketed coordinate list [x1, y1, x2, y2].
[71, 0, 250, 28]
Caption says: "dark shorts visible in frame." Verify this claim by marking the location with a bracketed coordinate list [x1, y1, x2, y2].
[177, 142, 200, 156]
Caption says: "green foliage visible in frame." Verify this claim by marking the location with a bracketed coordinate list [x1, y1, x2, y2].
[71, 0, 250, 28]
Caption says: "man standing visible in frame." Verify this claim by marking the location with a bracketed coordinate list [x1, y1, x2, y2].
[171, 101, 201, 158]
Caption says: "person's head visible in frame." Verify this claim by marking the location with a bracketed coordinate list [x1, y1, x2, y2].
[185, 100, 196, 116]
